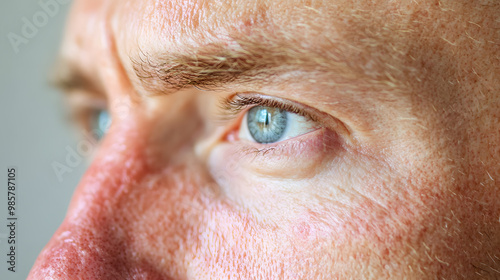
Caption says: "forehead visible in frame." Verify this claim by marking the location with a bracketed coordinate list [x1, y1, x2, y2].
[116, 0, 411, 54]
[62, 0, 401, 90]
[64, 0, 496, 60]
[67, 0, 425, 56]
[60, 0, 499, 103]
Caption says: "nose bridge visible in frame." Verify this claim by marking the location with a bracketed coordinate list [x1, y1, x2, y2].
[28, 123, 154, 278]
[142, 90, 208, 167]
[29, 93, 209, 279]
[31, 0, 211, 276]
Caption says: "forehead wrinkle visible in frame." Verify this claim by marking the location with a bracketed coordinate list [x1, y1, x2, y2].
[139, 0, 351, 55]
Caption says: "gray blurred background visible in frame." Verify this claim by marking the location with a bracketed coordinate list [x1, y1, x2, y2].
[0, 1, 87, 279]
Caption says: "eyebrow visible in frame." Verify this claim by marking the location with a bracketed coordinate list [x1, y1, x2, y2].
[131, 37, 361, 95]
[56, 18, 413, 98]
[50, 60, 104, 95]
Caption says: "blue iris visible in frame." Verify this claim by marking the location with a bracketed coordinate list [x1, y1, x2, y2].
[93, 109, 111, 140]
[247, 106, 287, 144]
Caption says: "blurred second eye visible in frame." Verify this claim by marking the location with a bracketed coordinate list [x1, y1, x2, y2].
[91, 109, 111, 140]
[239, 105, 319, 144]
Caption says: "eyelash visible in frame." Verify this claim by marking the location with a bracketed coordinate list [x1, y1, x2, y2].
[219, 94, 317, 123]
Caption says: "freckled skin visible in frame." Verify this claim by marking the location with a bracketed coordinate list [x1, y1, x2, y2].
[29, 0, 500, 279]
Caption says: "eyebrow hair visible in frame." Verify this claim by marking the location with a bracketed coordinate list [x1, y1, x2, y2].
[50, 60, 104, 95]
[131, 37, 362, 94]
[57, 8, 416, 98]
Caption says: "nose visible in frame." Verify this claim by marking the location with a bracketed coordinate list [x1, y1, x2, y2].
[28, 97, 208, 279]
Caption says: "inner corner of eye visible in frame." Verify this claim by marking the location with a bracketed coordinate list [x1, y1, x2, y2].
[223, 111, 246, 143]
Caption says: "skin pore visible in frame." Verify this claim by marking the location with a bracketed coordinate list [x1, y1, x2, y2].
[29, 0, 500, 279]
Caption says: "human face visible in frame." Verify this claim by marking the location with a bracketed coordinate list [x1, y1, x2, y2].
[29, 0, 500, 279]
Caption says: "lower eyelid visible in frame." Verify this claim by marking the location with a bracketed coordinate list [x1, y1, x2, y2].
[215, 128, 342, 179]
[241, 127, 325, 154]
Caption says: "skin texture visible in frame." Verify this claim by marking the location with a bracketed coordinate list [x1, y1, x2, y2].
[29, 0, 500, 279]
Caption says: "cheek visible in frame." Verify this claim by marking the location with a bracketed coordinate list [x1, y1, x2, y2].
[115, 171, 303, 279]
[205, 130, 343, 222]
[188, 205, 331, 279]
[117, 169, 211, 270]
[293, 221, 313, 240]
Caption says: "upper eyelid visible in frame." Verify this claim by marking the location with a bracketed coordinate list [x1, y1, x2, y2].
[64, 93, 108, 129]
[219, 93, 318, 121]
[65, 91, 108, 112]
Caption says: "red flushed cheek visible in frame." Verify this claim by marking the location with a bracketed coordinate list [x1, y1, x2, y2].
[286, 183, 424, 253]
[289, 210, 342, 245]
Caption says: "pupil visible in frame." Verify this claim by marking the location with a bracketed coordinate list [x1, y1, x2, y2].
[257, 109, 271, 126]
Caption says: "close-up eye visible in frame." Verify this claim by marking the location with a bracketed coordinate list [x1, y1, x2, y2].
[222, 94, 322, 145]
[66, 94, 111, 142]
[240, 105, 319, 144]
[91, 108, 111, 140]
[74, 107, 111, 141]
